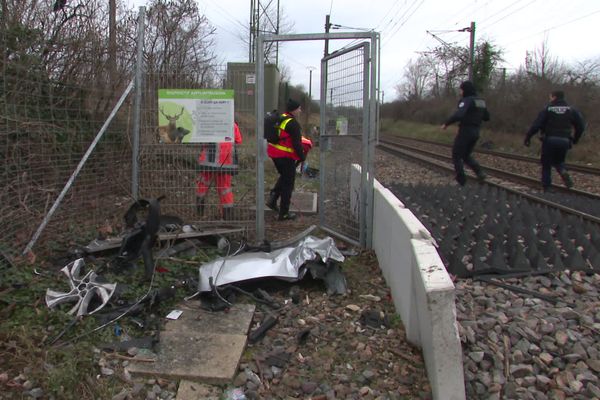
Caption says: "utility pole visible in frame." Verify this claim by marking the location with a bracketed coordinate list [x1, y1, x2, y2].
[468, 21, 475, 81]
[324, 15, 331, 109]
[306, 67, 315, 127]
[324, 14, 331, 57]
[109, 0, 117, 83]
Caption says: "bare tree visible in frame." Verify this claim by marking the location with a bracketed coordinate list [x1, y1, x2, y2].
[396, 56, 433, 100]
[566, 58, 600, 86]
[143, 0, 217, 79]
[525, 39, 566, 84]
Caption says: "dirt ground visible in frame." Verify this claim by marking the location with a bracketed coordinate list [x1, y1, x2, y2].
[238, 213, 432, 399]
[0, 211, 431, 400]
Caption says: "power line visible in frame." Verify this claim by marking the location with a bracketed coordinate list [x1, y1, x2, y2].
[441, 0, 530, 44]
[374, 0, 402, 31]
[198, 0, 248, 31]
[381, 0, 425, 48]
[480, 0, 536, 31]
[377, 0, 412, 34]
[500, 7, 600, 48]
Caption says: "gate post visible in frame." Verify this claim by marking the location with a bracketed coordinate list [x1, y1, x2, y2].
[131, 6, 145, 200]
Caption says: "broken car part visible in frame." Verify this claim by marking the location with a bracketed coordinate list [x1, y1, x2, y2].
[45, 258, 117, 316]
[306, 260, 348, 295]
[197, 236, 345, 292]
[248, 314, 278, 343]
[117, 198, 162, 280]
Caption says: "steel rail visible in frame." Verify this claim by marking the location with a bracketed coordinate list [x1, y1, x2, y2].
[380, 139, 600, 201]
[378, 142, 600, 226]
[383, 136, 600, 175]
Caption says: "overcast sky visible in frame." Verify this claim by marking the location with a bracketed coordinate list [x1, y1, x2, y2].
[127, 0, 600, 101]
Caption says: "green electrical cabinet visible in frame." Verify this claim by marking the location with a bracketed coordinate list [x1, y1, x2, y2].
[226, 62, 280, 114]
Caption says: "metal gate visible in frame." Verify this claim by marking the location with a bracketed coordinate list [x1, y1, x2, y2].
[256, 32, 378, 247]
[319, 42, 376, 247]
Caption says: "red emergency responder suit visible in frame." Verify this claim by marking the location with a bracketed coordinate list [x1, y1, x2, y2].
[196, 123, 242, 219]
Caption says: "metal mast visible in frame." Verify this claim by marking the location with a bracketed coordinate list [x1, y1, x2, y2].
[249, 0, 280, 64]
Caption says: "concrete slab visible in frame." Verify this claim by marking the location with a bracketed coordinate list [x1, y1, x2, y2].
[127, 303, 255, 384]
[163, 302, 255, 335]
[176, 380, 221, 400]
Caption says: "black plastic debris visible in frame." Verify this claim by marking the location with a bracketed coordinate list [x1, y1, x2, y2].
[117, 197, 162, 280]
[296, 328, 311, 345]
[359, 309, 390, 329]
[306, 261, 348, 295]
[248, 314, 278, 343]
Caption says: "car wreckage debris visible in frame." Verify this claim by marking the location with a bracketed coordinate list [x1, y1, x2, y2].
[248, 314, 278, 343]
[117, 198, 161, 280]
[197, 235, 345, 292]
[45, 258, 117, 316]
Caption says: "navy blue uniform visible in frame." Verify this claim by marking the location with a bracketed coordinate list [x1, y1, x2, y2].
[443, 82, 490, 186]
[525, 96, 585, 189]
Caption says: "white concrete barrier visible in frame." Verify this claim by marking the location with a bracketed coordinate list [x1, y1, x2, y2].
[355, 166, 465, 400]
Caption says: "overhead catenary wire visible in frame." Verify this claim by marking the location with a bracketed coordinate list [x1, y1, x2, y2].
[499, 7, 600, 48]
[381, 0, 425, 49]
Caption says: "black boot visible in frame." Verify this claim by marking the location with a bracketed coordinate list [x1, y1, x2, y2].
[266, 191, 279, 212]
[559, 171, 574, 188]
[278, 212, 297, 221]
[196, 197, 205, 216]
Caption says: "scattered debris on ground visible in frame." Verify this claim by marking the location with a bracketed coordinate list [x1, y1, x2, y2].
[0, 198, 431, 399]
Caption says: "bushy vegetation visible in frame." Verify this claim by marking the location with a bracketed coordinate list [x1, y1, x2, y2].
[383, 40, 599, 147]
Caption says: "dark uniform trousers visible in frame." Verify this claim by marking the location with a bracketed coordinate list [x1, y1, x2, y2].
[452, 126, 484, 185]
[541, 136, 571, 188]
[271, 157, 297, 216]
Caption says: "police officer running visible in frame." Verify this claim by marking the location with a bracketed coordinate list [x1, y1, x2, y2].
[524, 90, 585, 191]
[441, 80, 490, 186]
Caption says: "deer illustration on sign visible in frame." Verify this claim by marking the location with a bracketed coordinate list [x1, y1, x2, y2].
[159, 106, 190, 143]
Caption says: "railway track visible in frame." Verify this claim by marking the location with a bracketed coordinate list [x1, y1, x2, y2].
[377, 139, 600, 226]
[386, 135, 600, 175]
[375, 141, 600, 279]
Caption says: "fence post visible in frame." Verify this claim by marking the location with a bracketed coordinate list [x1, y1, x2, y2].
[255, 34, 266, 244]
[131, 6, 145, 200]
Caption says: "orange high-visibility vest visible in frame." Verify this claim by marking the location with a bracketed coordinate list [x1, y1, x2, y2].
[267, 115, 312, 160]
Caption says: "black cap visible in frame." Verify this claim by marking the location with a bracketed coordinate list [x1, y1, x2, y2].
[459, 81, 476, 96]
[286, 98, 301, 112]
[551, 90, 565, 100]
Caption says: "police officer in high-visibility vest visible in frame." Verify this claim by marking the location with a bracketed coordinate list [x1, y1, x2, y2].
[196, 122, 242, 220]
[266, 99, 311, 221]
[524, 90, 585, 191]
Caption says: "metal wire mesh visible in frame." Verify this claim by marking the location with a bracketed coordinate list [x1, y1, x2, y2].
[320, 45, 367, 244]
[0, 56, 134, 261]
[140, 69, 257, 231]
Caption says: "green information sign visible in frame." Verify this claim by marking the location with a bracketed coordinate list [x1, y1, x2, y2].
[157, 89, 234, 143]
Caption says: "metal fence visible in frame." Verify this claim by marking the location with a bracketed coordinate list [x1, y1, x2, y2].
[256, 32, 379, 246]
[138, 70, 258, 227]
[1, 10, 379, 264]
[0, 63, 135, 262]
[0, 14, 260, 264]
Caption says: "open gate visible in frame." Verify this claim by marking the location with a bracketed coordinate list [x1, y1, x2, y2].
[319, 42, 376, 246]
[256, 32, 379, 247]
